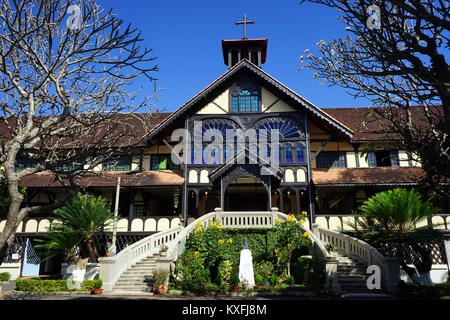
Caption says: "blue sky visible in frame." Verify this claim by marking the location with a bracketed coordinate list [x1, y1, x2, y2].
[96, 0, 372, 112]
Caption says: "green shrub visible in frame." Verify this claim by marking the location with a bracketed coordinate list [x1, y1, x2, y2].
[230, 267, 240, 287]
[171, 251, 210, 292]
[287, 275, 295, 286]
[293, 257, 325, 288]
[217, 260, 233, 287]
[185, 226, 280, 268]
[81, 279, 103, 291]
[0, 272, 11, 282]
[16, 278, 68, 292]
[152, 269, 170, 286]
[254, 261, 274, 282]
[15, 278, 102, 292]
[269, 274, 278, 287]
[398, 280, 450, 297]
[255, 274, 264, 287]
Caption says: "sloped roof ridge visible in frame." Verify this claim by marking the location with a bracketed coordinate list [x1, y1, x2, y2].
[145, 59, 353, 141]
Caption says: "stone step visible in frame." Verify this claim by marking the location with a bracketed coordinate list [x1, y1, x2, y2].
[134, 262, 156, 266]
[337, 270, 367, 275]
[116, 278, 148, 283]
[338, 275, 367, 281]
[127, 266, 157, 271]
[112, 286, 153, 292]
[340, 283, 383, 292]
[113, 283, 152, 288]
[337, 266, 367, 271]
[341, 287, 384, 294]
[118, 274, 151, 279]
[337, 262, 367, 267]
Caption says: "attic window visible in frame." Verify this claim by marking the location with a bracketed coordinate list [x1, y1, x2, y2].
[231, 88, 260, 112]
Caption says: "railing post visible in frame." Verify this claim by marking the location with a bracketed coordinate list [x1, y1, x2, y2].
[214, 207, 222, 225]
[98, 256, 118, 292]
[271, 207, 278, 227]
[324, 257, 340, 294]
[311, 223, 319, 238]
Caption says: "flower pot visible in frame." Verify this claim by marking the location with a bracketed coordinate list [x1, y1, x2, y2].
[159, 251, 167, 257]
[156, 285, 168, 295]
[91, 288, 103, 295]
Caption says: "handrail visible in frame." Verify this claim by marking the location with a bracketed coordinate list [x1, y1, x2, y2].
[167, 211, 217, 261]
[316, 226, 397, 292]
[99, 226, 182, 291]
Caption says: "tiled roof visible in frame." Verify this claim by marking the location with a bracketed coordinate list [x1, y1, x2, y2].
[322, 106, 443, 142]
[145, 59, 354, 141]
[20, 170, 184, 188]
[0, 113, 172, 148]
[312, 167, 426, 186]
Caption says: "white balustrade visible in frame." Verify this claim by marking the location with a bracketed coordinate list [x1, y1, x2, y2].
[315, 226, 398, 293]
[99, 226, 181, 291]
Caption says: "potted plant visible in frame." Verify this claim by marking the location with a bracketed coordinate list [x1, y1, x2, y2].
[152, 269, 170, 295]
[159, 244, 168, 257]
[90, 279, 103, 295]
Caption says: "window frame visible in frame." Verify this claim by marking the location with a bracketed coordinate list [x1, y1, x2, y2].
[229, 82, 261, 113]
[316, 151, 347, 168]
[103, 155, 132, 171]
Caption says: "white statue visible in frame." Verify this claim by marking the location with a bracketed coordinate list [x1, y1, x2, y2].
[238, 238, 255, 286]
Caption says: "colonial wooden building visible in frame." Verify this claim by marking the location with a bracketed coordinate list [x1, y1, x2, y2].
[1, 34, 449, 277]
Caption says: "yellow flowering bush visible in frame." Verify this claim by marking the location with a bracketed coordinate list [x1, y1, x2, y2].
[274, 213, 312, 276]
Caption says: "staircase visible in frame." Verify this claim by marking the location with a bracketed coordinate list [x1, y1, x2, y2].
[112, 255, 157, 293]
[335, 255, 384, 294]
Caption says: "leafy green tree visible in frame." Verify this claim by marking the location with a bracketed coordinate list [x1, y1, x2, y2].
[273, 214, 311, 276]
[36, 192, 117, 269]
[350, 188, 441, 286]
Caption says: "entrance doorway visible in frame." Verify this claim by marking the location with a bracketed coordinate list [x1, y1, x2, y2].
[224, 177, 269, 211]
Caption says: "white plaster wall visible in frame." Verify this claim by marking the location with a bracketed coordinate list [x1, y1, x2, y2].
[400, 265, 449, 284]
[0, 263, 21, 280]
[358, 152, 369, 168]
[346, 152, 357, 168]
[398, 150, 410, 167]
[196, 89, 229, 114]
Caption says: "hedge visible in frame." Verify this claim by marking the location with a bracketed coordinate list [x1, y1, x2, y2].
[398, 281, 450, 298]
[15, 278, 102, 292]
[0, 272, 11, 282]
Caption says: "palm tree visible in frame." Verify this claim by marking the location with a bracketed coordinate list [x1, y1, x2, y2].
[350, 188, 441, 286]
[354, 188, 440, 233]
[36, 192, 117, 270]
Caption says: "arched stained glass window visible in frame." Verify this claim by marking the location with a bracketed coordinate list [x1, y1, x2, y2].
[296, 146, 304, 163]
[231, 89, 259, 112]
[285, 146, 293, 163]
[192, 119, 239, 143]
[255, 117, 303, 140]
